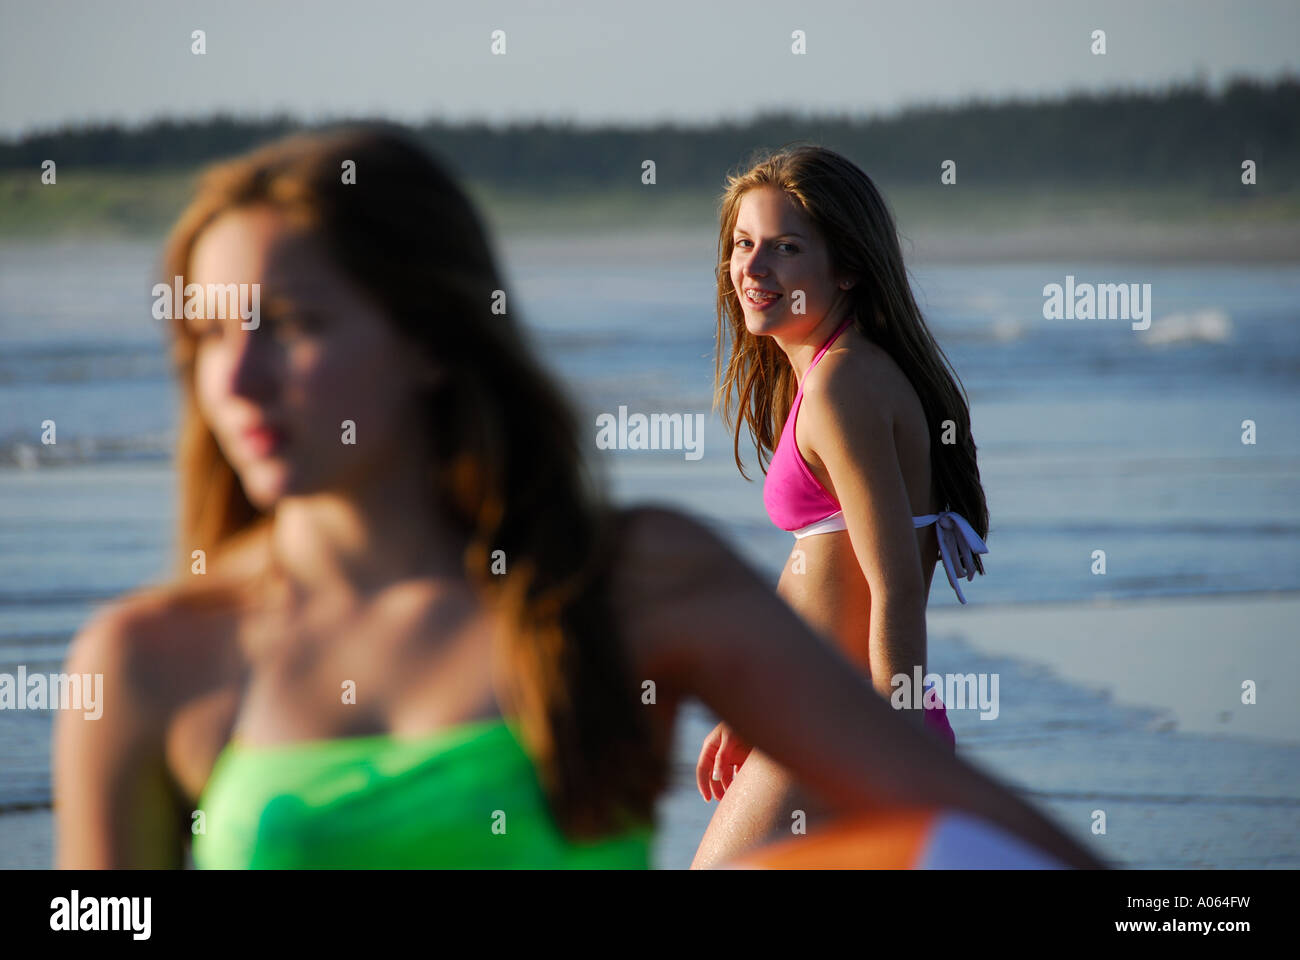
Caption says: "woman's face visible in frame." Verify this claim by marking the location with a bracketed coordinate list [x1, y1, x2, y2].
[729, 186, 845, 338]
[186, 205, 431, 509]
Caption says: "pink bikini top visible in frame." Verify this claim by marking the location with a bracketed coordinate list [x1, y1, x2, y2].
[761, 316, 989, 604]
[763, 316, 858, 532]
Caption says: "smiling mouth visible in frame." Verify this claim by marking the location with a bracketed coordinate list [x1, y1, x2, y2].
[745, 289, 782, 304]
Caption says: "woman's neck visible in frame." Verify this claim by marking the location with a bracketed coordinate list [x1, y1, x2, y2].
[775, 306, 856, 387]
[268, 472, 467, 605]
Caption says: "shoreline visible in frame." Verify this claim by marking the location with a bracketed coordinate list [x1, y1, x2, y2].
[485, 220, 1300, 265]
[927, 590, 1300, 743]
[4, 170, 1300, 263]
[902, 220, 1300, 264]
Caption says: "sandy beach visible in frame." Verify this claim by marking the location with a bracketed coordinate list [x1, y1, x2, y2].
[902, 220, 1300, 265]
[495, 219, 1300, 269]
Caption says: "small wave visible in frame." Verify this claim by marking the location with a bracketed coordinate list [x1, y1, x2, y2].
[0, 795, 51, 814]
[0, 434, 171, 469]
[928, 315, 1029, 343]
[0, 646, 68, 666]
[0, 342, 169, 386]
[990, 314, 1027, 341]
[0, 588, 125, 607]
[1140, 308, 1233, 346]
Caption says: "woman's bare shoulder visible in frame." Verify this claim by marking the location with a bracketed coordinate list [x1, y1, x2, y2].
[609, 506, 735, 570]
[608, 505, 759, 595]
[64, 577, 247, 714]
[606, 506, 758, 679]
[69, 523, 270, 690]
[805, 336, 899, 416]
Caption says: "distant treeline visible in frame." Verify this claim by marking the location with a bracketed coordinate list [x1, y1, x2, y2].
[2, 75, 1296, 194]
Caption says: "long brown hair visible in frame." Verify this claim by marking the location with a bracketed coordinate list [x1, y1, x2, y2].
[713, 144, 989, 569]
[160, 125, 665, 838]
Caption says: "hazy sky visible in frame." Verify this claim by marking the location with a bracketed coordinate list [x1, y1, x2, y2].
[1, 0, 1296, 138]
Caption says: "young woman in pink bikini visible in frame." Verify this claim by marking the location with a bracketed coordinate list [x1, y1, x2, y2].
[693, 145, 990, 867]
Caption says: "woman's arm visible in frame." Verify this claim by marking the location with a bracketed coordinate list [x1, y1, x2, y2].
[52, 602, 186, 869]
[616, 507, 1102, 869]
[798, 364, 929, 699]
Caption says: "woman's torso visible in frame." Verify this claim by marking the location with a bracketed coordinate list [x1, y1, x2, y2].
[774, 329, 939, 668]
[163, 561, 502, 803]
[148, 533, 673, 866]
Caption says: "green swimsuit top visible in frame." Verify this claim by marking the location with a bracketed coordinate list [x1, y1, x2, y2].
[191, 716, 653, 869]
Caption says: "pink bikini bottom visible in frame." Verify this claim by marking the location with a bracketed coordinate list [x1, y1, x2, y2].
[923, 695, 957, 751]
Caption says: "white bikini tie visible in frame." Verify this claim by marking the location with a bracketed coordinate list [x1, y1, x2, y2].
[792, 508, 988, 604]
[913, 510, 989, 605]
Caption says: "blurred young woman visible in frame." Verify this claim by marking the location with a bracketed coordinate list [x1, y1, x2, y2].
[693, 146, 989, 867]
[52, 127, 1094, 870]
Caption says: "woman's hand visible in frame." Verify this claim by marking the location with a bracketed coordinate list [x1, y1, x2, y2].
[695, 721, 753, 801]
